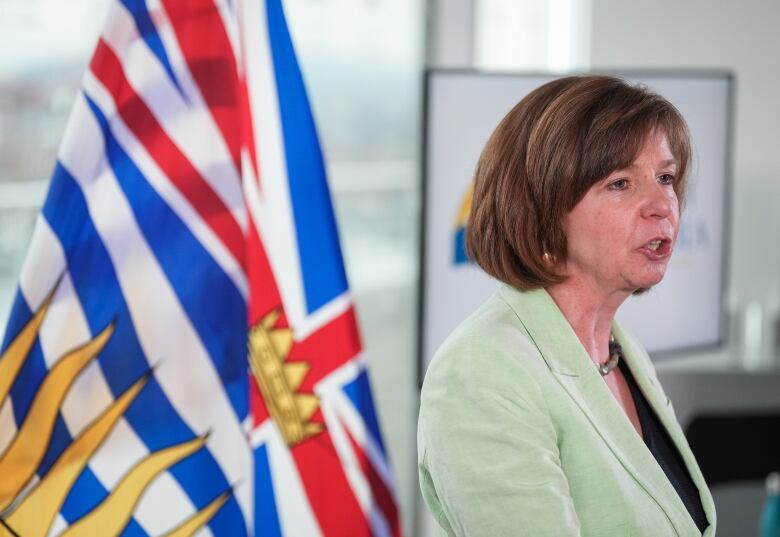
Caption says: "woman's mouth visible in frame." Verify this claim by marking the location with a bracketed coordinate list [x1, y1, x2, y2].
[640, 238, 672, 260]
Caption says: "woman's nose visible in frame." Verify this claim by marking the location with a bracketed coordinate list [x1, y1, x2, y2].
[640, 181, 678, 219]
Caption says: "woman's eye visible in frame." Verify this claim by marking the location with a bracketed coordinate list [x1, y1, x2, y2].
[608, 179, 628, 190]
[658, 174, 675, 185]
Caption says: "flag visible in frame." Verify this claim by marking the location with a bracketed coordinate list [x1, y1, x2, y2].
[241, 0, 403, 535]
[0, 0, 402, 535]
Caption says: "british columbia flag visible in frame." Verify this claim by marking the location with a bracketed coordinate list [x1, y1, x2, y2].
[0, 0, 401, 536]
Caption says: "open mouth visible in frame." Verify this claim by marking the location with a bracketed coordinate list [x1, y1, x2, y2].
[647, 240, 662, 251]
[640, 238, 672, 258]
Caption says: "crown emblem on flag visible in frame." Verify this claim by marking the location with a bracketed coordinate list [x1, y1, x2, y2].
[249, 310, 323, 446]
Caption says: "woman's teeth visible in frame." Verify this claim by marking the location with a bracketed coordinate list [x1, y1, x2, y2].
[647, 240, 662, 251]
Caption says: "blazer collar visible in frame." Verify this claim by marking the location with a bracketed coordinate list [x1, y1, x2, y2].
[498, 285, 715, 535]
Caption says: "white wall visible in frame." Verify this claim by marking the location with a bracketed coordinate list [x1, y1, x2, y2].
[591, 0, 780, 333]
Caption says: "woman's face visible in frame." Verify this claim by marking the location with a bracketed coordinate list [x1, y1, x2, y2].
[561, 129, 680, 295]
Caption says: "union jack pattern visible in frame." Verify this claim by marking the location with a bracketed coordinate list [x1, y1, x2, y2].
[0, 0, 401, 535]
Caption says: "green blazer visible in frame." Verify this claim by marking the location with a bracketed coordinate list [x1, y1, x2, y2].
[418, 286, 716, 536]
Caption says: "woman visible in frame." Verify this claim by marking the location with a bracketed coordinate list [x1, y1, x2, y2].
[418, 76, 716, 536]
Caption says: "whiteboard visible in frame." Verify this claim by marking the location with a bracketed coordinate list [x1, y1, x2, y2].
[420, 71, 733, 378]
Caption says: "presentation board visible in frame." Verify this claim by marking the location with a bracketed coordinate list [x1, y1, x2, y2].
[420, 71, 733, 379]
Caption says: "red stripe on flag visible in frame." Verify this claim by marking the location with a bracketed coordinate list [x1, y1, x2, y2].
[240, 74, 260, 187]
[247, 213, 280, 428]
[292, 430, 371, 536]
[344, 423, 402, 537]
[90, 39, 245, 267]
[247, 216, 282, 325]
[289, 307, 362, 389]
[161, 0, 242, 174]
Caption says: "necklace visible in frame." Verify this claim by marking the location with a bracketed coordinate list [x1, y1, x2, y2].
[597, 335, 622, 376]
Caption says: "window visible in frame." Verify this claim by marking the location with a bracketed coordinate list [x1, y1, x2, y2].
[474, 0, 591, 72]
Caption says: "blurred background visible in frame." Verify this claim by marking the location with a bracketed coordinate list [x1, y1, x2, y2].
[1, 0, 778, 535]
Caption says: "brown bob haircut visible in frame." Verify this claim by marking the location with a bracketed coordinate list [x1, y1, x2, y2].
[466, 75, 692, 290]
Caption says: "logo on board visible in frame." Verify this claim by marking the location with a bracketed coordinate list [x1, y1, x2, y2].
[453, 184, 473, 265]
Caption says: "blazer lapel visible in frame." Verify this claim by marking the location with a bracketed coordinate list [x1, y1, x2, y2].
[614, 323, 717, 534]
[498, 286, 704, 535]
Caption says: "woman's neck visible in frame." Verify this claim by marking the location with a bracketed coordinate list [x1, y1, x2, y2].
[546, 279, 631, 364]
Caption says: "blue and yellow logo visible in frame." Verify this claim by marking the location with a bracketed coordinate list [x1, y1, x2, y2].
[453, 184, 473, 265]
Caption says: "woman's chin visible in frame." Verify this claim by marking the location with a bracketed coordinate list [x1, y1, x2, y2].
[626, 266, 668, 292]
[637, 273, 667, 290]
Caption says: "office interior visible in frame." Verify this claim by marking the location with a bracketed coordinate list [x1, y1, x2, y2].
[0, 1, 778, 536]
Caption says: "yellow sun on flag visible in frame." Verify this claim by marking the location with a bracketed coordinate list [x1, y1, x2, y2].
[0, 281, 232, 537]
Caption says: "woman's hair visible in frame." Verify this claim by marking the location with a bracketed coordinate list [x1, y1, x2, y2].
[465, 75, 692, 290]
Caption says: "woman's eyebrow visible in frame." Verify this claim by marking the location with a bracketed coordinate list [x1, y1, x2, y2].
[621, 158, 677, 171]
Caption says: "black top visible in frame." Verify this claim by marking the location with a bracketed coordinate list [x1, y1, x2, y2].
[618, 359, 709, 534]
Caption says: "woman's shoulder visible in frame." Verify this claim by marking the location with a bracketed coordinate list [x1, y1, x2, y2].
[421, 289, 546, 399]
[418, 289, 557, 479]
